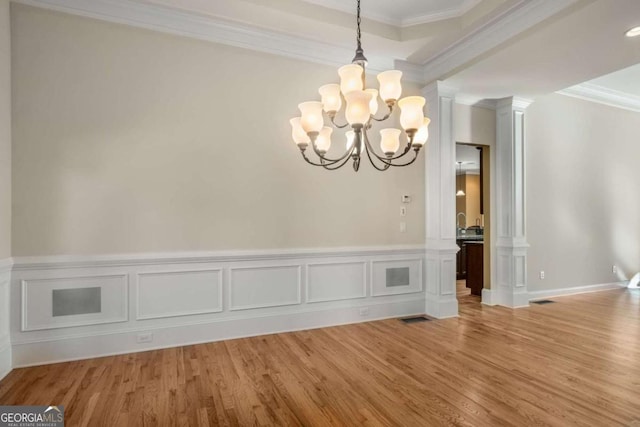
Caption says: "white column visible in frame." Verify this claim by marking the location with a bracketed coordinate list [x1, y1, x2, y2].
[423, 81, 458, 318]
[494, 97, 531, 308]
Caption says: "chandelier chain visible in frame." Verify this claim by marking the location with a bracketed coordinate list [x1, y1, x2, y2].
[356, 0, 362, 50]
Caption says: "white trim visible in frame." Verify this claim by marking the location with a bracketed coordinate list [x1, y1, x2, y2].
[11, 297, 425, 367]
[455, 95, 497, 110]
[11, 245, 426, 270]
[481, 288, 496, 305]
[557, 83, 640, 113]
[305, 260, 367, 304]
[135, 268, 224, 320]
[13, 0, 394, 75]
[0, 257, 12, 273]
[528, 282, 627, 301]
[21, 274, 129, 331]
[422, 0, 578, 83]
[228, 264, 302, 311]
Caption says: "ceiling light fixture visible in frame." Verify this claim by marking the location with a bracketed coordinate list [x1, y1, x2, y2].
[290, 0, 430, 171]
[625, 26, 640, 37]
[456, 162, 466, 197]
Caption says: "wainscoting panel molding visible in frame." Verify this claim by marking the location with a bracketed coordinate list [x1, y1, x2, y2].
[136, 269, 223, 320]
[229, 265, 302, 311]
[21, 274, 128, 331]
[306, 261, 367, 303]
[371, 259, 423, 297]
[9, 246, 427, 367]
[0, 263, 11, 381]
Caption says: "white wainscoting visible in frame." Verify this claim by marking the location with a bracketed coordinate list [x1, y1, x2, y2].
[136, 269, 223, 320]
[371, 259, 423, 297]
[306, 261, 367, 303]
[229, 265, 301, 311]
[21, 274, 128, 331]
[9, 246, 427, 367]
[0, 261, 12, 381]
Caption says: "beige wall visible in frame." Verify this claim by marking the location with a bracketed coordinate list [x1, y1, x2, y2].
[11, 5, 425, 256]
[464, 174, 481, 226]
[0, 0, 10, 259]
[527, 93, 640, 291]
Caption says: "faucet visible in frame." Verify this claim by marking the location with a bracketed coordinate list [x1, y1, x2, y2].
[456, 212, 466, 231]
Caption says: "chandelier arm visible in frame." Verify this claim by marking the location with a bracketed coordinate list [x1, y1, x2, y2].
[362, 127, 413, 162]
[321, 152, 356, 170]
[362, 133, 391, 171]
[300, 149, 345, 167]
[383, 149, 420, 167]
[371, 104, 394, 122]
[329, 115, 350, 129]
[309, 137, 356, 163]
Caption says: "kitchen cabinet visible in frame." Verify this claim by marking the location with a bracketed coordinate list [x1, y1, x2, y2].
[466, 242, 484, 296]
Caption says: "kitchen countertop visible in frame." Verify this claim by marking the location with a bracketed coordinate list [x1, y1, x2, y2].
[456, 235, 484, 241]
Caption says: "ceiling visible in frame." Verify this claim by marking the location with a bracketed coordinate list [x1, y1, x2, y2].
[14, 0, 640, 107]
[456, 145, 481, 174]
[300, 0, 482, 27]
[587, 63, 640, 98]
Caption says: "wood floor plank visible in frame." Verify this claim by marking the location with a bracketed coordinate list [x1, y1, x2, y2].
[1, 287, 639, 426]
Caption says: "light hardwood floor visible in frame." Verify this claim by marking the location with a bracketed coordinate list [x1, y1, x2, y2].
[1, 288, 639, 426]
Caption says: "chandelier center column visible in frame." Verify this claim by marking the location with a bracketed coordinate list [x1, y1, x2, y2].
[423, 81, 458, 319]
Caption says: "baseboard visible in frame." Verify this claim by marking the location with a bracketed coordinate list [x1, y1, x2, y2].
[481, 288, 496, 305]
[528, 281, 627, 300]
[12, 297, 424, 368]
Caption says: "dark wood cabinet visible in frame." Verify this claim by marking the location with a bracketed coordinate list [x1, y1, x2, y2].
[466, 242, 484, 296]
[456, 240, 467, 280]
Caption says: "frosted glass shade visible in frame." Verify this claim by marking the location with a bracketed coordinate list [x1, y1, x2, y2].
[298, 101, 324, 133]
[413, 117, 431, 147]
[344, 90, 372, 126]
[365, 89, 379, 116]
[315, 127, 333, 152]
[377, 70, 402, 102]
[319, 84, 342, 113]
[290, 117, 310, 146]
[338, 64, 364, 94]
[398, 96, 425, 131]
[346, 130, 356, 150]
[380, 128, 401, 155]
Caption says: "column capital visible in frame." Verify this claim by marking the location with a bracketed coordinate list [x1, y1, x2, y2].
[496, 96, 534, 111]
[422, 80, 458, 100]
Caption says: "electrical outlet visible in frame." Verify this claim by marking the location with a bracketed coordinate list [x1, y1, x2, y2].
[359, 307, 369, 316]
[612, 265, 618, 275]
[400, 206, 407, 217]
[539, 271, 545, 280]
[400, 222, 406, 232]
[137, 332, 153, 344]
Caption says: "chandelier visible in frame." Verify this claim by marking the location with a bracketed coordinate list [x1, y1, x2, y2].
[289, 0, 430, 171]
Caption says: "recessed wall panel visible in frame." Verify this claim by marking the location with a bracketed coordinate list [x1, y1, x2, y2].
[230, 266, 301, 311]
[137, 269, 223, 320]
[307, 262, 366, 303]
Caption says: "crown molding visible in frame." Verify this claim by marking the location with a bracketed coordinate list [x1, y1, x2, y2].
[13, 0, 395, 74]
[557, 82, 640, 113]
[455, 94, 497, 110]
[422, 0, 580, 83]
[14, 0, 577, 86]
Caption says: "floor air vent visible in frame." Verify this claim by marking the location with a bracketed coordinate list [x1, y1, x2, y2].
[531, 299, 555, 305]
[401, 316, 431, 323]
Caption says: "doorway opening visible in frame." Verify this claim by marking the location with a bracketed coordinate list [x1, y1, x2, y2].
[455, 143, 491, 305]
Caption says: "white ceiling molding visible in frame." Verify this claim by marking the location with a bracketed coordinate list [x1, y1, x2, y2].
[14, 0, 396, 73]
[455, 94, 497, 110]
[302, 0, 482, 27]
[421, 0, 579, 83]
[14, 0, 577, 87]
[557, 83, 640, 113]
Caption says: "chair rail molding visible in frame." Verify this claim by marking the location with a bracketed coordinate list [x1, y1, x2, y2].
[423, 81, 459, 319]
[494, 96, 532, 308]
